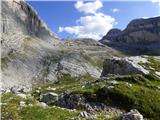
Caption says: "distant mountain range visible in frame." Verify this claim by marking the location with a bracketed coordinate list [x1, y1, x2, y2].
[100, 16, 160, 55]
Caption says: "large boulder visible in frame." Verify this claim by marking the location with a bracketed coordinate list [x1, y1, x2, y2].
[101, 56, 149, 77]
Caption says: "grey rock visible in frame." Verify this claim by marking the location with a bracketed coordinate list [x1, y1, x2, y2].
[80, 111, 89, 118]
[101, 56, 149, 77]
[80, 111, 96, 119]
[107, 80, 118, 85]
[125, 82, 133, 88]
[40, 92, 58, 104]
[17, 93, 27, 99]
[37, 102, 48, 107]
[156, 86, 160, 90]
[122, 109, 143, 120]
[101, 29, 122, 43]
[19, 101, 26, 106]
[107, 86, 115, 89]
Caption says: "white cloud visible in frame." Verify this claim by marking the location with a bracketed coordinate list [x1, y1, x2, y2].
[111, 8, 120, 13]
[152, 0, 160, 6]
[74, 0, 103, 14]
[59, 1, 116, 40]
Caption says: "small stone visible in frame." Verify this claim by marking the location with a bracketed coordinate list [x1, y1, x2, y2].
[80, 111, 96, 119]
[37, 102, 48, 107]
[125, 82, 132, 87]
[23, 88, 31, 93]
[107, 86, 114, 89]
[28, 104, 33, 106]
[156, 86, 160, 90]
[47, 87, 56, 91]
[36, 90, 40, 93]
[17, 93, 27, 99]
[5, 89, 11, 93]
[38, 87, 41, 90]
[80, 111, 89, 118]
[69, 109, 76, 112]
[108, 80, 118, 85]
[19, 101, 26, 106]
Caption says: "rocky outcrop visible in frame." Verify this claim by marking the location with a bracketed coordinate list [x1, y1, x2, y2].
[55, 92, 123, 113]
[122, 109, 143, 120]
[101, 29, 122, 43]
[40, 92, 58, 104]
[101, 56, 149, 77]
[100, 16, 160, 55]
[1, 0, 59, 45]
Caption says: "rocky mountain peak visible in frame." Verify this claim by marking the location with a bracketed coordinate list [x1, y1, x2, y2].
[101, 16, 160, 44]
[100, 16, 160, 55]
[2, 0, 59, 44]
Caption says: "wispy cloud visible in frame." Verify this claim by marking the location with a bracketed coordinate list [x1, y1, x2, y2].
[74, 0, 103, 14]
[59, 0, 116, 40]
[111, 8, 120, 13]
[152, 0, 160, 6]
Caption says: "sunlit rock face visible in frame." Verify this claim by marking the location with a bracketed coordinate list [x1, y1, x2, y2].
[100, 16, 160, 55]
[101, 56, 149, 77]
[1, 0, 61, 90]
[101, 17, 160, 44]
[1, 0, 59, 45]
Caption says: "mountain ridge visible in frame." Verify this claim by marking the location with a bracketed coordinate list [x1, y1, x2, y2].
[100, 16, 160, 55]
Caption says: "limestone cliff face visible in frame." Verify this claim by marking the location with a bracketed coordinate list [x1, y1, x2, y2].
[1, 0, 61, 90]
[1, 0, 59, 45]
[100, 16, 160, 55]
[101, 17, 160, 44]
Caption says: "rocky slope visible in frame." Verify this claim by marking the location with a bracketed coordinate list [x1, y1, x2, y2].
[1, 0, 121, 90]
[1, 1, 160, 120]
[100, 16, 160, 55]
[2, 56, 159, 120]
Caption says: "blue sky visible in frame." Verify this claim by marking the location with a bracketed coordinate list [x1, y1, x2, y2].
[27, 0, 160, 40]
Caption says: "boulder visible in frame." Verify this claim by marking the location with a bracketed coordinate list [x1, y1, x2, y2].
[101, 56, 149, 77]
[122, 109, 143, 120]
[40, 92, 58, 104]
[55, 92, 86, 109]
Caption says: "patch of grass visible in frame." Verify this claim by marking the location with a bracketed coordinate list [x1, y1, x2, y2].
[97, 111, 122, 120]
[31, 73, 96, 100]
[82, 53, 104, 69]
[20, 106, 79, 120]
[96, 84, 160, 120]
[139, 57, 160, 76]
[1, 93, 80, 120]
[113, 74, 149, 85]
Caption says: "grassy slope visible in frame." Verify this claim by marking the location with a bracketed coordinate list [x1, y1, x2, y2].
[1, 57, 160, 120]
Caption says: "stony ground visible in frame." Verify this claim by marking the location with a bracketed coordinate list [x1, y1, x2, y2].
[1, 56, 160, 120]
